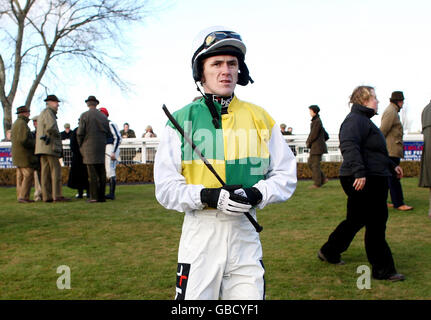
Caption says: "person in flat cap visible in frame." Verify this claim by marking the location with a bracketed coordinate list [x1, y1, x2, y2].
[35, 95, 69, 202]
[380, 91, 413, 211]
[77, 96, 112, 202]
[280, 123, 288, 135]
[61, 123, 72, 140]
[306, 105, 328, 189]
[11, 106, 38, 203]
[60, 122, 72, 166]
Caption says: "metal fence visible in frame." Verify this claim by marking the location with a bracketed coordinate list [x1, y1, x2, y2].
[0, 133, 424, 168]
[60, 138, 158, 167]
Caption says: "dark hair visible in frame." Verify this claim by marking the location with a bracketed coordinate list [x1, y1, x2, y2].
[308, 105, 320, 114]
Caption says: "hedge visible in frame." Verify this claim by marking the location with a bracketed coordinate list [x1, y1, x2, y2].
[297, 161, 422, 179]
[0, 162, 421, 186]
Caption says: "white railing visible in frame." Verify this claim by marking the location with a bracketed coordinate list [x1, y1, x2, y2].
[0, 133, 424, 168]
[285, 133, 424, 163]
[284, 134, 343, 163]
[61, 138, 159, 167]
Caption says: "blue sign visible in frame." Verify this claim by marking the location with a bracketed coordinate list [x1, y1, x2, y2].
[403, 141, 423, 161]
[0, 147, 13, 168]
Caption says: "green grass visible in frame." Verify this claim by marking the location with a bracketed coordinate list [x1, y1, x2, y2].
[0, 178, 430, 300]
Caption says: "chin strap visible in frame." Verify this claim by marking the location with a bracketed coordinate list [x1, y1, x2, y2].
[195, 83, 221, 129]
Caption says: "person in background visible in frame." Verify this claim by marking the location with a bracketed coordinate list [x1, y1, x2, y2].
[30, 115, 42, 201]
[35, 94, 69, 202]
[99, 107, 122, 200]
[1, 129, 11, 142]
[306, 105, 328, 189]
[318, 85, 405, 282]
[60, 123, 72, 140]
[67, 119, 89, 199]
[60, 123, 72, 166]
[380, 91, 413, 211]
[11, 106, 38, 203]
[419, 99, 431, 219]
[142, 125, 157, 138]
[287, 127, 293, 135]
[120, 122, 136, 138]
[77, 96, 112, 203]
[280, 123, 288, 135]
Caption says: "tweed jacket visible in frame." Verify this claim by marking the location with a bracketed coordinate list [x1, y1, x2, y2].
[380, 102, 404, 158]
[77, 108, 112, 164]
[11, 115, 38, 168]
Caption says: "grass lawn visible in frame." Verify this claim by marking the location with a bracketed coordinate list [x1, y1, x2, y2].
[0, 178, 430, 300]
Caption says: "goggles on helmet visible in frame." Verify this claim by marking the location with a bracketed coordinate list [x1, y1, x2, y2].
[192, 31, 243, 64]
[203, 31, 242, 48]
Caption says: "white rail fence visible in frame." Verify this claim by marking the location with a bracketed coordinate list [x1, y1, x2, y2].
[0, 134, 424, 168]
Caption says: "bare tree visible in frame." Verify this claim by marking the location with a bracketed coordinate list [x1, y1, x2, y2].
[0, 0, 153, 136]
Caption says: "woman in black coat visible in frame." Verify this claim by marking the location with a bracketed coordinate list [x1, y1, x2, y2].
[67, 126, 89, 198]
[318, 86, 405, 282]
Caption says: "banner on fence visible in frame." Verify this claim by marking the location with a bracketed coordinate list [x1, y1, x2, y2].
[0, 147, 13, 168]
[403, 141, 423, 161]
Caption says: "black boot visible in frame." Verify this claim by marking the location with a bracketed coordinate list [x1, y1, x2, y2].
[105, 177, 116, 200]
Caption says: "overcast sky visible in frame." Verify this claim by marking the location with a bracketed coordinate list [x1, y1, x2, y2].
[3, 0, 431, 137]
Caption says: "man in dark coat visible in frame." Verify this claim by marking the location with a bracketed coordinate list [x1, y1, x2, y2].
[77, 96, 113, 202]
[419, 100, 431, 219]
[306, 105, 328, 188]
[11, 106, 38, 203]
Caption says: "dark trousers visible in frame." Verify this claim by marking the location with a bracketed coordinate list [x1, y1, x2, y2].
[86, 164, 106, 202]
[388, 157, 405, 208]
[308, 154, 326, 186]
[320, 175, 397, 278]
